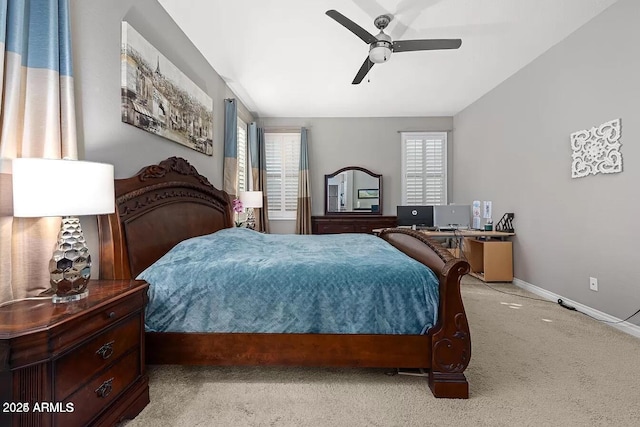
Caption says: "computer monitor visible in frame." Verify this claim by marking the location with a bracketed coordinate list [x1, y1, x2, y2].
[396, 205, 434, 227]
[433, 205, 471, 229]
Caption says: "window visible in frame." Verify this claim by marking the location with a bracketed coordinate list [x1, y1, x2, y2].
[401, 132, 447, 205]
[237, 117, 247, 192]
[265, 132, 300, 219]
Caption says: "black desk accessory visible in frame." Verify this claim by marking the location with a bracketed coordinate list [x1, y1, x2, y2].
[495, 213, 514, 233]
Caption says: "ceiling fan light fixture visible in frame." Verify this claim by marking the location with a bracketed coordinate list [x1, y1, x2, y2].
[369, 40, 392, 63]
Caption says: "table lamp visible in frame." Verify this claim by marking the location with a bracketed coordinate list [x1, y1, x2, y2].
[238, 190, 263, 230]
[12, 158, 115, 303]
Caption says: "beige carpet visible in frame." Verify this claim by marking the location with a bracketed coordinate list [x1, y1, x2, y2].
[122, 277, 640, 426]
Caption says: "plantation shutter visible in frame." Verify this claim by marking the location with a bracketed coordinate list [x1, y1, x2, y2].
[265, 132, 301, 219]
[401, 132, 447, 205]
[283, 137, 299, 213]
[237, 117, 247, 192]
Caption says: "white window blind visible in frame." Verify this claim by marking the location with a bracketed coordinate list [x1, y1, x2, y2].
[401, 132, 447, 205]
[265, 132, 300, 219]
[237, 118, 247, 193]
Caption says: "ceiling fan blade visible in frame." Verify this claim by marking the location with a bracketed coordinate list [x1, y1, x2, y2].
[351, 0, 387, 22]
[352, 57, 375, 85]
[392, 39, 462, 52]
[395, 0, 443, 15]
[326, 10, 378, 45]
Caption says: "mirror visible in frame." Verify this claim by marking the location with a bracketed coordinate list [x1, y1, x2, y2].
[325, 166, 382, 215]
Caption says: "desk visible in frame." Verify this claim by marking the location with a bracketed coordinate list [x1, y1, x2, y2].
[373, 228, 515, 282]
[422, 229, 514, 240]
[372, 228, 514, 239]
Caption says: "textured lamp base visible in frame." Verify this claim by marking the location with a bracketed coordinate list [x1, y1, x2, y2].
[246, 208, 256, 230]
[52, 290, 89, 303]
[47, 216, 93, 303]
[40, 286, 90, 303]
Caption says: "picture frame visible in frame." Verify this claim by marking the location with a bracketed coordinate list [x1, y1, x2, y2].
[357, 189, 379, 199]
[121, 22, 214, 156]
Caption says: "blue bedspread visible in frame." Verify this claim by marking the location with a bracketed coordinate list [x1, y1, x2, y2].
[137, 228, 440, 335]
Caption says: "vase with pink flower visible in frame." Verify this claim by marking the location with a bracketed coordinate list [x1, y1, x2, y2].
[232, 198, 244, 227]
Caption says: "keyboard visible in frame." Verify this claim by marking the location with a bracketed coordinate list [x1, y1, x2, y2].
[437, 225, 469, 231]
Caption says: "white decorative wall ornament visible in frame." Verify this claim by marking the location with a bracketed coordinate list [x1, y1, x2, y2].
[571, 118, 622, 178]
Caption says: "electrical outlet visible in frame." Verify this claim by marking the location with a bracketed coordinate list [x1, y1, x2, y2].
[589, 277, 598, 292]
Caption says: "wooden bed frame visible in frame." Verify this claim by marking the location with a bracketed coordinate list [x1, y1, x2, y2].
[98, 157, 472, 398]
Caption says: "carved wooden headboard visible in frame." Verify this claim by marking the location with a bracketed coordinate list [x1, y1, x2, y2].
[98, 157, 233, 280]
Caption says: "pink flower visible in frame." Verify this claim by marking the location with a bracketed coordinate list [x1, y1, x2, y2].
[232, 198, 244, 227]
[232, 198, 243, 213]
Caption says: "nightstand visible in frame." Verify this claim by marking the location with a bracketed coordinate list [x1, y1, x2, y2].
[0, 280, 149, 427]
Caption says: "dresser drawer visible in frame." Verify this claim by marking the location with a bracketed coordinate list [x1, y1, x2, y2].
[55, 349, 140, 427]
[55, 315, 141, 401]
[311, 216, 397, 235]
[319, 224, 355, 233]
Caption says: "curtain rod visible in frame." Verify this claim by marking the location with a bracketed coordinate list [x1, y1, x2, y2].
[397, 130, 451, 133]
[261, 126, 309, 133]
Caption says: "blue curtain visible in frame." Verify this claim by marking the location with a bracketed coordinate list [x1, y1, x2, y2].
[248, 122, 269, 233]
[0, 0, 78, 302]
[295, 127, 311, 234]
[223, 98, 238, 197]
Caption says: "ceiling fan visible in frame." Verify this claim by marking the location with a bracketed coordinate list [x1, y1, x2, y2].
[326, 9, 462, 84]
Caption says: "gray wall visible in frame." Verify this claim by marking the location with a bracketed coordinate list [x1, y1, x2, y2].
[70, 0, 253, 274]
[453, 0, 639, 324]
[260, 117, 453, 234]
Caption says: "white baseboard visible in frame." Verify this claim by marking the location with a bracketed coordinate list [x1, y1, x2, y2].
[512, 278, 640, 339]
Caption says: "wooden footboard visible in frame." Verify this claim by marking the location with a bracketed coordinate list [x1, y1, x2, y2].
[379, 229, 471, 398]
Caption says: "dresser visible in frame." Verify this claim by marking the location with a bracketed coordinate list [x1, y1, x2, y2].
[311, 215, 397, 234]
[0, 280, 149, 427]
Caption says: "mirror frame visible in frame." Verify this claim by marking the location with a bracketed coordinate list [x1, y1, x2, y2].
[324, 166, 383, 215]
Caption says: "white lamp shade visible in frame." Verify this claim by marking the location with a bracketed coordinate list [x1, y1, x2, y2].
[12, 158, 115, 217]
[369, 45, 391, 63]
[369, 33, 392, 64]
[239, 191, 263, 209]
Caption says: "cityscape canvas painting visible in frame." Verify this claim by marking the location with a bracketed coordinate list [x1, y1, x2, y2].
[357, 189, 379, 199]
[121, 22, 213, 155]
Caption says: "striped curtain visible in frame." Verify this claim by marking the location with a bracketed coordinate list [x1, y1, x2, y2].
[295, 127, 311, 234]
[248, 122, 270, 233]
[223, 98, 238, 197]
[0, 0, 78, 303]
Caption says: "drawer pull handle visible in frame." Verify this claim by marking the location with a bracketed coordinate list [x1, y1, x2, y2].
[96, 341, 115, 359]
[107, 311, 116, 319]
[95, 377, 114, 398]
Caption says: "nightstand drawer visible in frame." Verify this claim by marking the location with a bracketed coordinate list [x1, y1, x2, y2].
[52, 289, 145, 353]
[56, 348, 140, 427]
[55, 315, 141, 401]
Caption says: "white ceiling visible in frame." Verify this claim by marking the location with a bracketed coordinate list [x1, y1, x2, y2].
[158, 0, 617, 118]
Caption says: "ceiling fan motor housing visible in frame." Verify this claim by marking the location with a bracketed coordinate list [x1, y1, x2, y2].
[374, 14, 391, 30]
